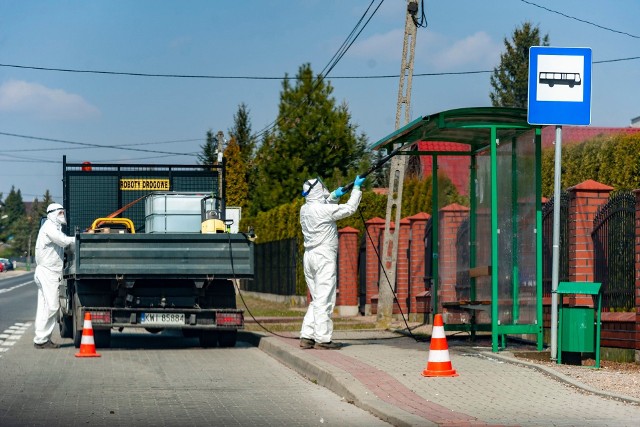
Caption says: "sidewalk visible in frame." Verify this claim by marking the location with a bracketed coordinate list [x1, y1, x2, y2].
[243, 329, 640, 427]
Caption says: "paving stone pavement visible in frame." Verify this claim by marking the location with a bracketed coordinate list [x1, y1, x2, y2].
[0, 327, 392, 427]
[249, 330, 640, 427]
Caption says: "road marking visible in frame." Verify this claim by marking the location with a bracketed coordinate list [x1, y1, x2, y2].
[0, 281, 33, 295]
[0, 322, 32, 357]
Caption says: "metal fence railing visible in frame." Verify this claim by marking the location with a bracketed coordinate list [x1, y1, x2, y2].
[541, 191, 570, 298]
[248, 238, 298, 296]
[592, 191, 636, 311]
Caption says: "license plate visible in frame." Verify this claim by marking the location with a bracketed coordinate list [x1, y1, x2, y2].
[140, 312, 185, 325]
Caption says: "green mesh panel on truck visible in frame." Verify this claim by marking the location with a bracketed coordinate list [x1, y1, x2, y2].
[63, 162, 220, 234]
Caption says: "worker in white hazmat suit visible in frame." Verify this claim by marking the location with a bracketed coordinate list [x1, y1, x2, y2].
[299, 175, 365, 350]
[33, 203, 75, 349]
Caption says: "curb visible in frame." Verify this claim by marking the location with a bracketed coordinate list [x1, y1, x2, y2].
[240, 331, 434, 427]
[478, 350, 640, 405]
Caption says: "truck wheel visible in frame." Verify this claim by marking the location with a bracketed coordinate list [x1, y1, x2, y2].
[72, 294, 83, 348]
[58, 312, 73, 339]
[199, 330, 219, 348]
[217, 330, 237, 348]
[94, 329, 111, 348]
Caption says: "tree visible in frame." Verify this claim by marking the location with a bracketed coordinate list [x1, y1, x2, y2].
[490, 22, 549, 108]
[198, 130, 218, 166]
[223, 137, 249, 210]
[228, 103, 256, 164]
[251, 63, 369, 214]
[228, 103, 257, 209]
[0, 187, 25, 243]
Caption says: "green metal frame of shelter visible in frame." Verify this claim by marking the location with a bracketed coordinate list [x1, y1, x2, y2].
[370, 107, 544, 352]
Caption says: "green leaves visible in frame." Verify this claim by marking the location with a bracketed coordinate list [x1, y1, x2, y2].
[490, 22, 550, 108]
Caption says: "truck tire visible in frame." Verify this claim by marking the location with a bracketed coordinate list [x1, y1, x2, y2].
[58, 312, 73, 339]
[217, 330, 237, 348]
[199, 330, 219, 348]
[94, 329, 111, 349]
[72, 293, 83, 348]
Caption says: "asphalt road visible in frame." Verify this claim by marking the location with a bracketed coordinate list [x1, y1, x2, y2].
[0, 271, 390, 427]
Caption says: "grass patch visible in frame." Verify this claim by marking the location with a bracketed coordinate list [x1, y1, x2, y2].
[236, 294, 305, 318]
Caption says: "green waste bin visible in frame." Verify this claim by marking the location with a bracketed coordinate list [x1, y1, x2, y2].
[561, 306, 594, 352]
[556, 282, 602, 368]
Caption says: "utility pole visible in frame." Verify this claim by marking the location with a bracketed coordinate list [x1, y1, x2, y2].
[215, 131, 226, 219]
[376, 0, 419, 327]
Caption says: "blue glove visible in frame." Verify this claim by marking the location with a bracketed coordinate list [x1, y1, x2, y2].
[330, 187, 346, 199]
[354, 175, 365, 188]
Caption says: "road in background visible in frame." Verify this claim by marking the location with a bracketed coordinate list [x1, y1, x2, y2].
[0, 271, 35, 334]
[0, 274, 390, 427]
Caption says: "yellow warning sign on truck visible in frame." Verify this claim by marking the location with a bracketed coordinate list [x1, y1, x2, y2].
[120, 179, 170, 191]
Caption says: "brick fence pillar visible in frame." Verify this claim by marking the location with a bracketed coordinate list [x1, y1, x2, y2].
[364, 217, 386, 315]
[567, 180, 613, 306]
[336, 226, 360, 316]
[635, 189, 640, 363]
[439, 203, 470, 320]
[394, 218, 411, 315]
[407, 212, 431, 322]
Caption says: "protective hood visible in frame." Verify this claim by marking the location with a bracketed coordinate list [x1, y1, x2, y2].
[302, 178, 330, 204]
[46, 203, 66, 225]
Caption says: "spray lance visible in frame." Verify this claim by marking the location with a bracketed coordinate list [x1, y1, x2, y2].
[340, 143, 409, 193]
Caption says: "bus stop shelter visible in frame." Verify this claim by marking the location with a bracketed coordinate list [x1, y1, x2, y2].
[371, 107, 544, 352]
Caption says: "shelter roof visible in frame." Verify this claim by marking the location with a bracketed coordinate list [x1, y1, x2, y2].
[370, 107, 538, 153]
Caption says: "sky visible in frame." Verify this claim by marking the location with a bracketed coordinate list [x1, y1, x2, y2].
[0, 0, 638, 203]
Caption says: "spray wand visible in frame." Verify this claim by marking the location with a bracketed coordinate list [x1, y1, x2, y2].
[341, 144, 408, 193]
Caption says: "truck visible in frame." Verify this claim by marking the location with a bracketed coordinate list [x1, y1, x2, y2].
[57, 156, 254, 349]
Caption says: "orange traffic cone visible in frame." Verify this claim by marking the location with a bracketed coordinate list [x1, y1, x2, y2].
[75, 312, 101, 358]
[421, 313, 457, 377]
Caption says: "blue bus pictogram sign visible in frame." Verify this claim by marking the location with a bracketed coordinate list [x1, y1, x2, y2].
[528, 46, 592, 125]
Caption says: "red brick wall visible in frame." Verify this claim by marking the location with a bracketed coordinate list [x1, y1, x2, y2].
[337, 227, 359, 309]
[364, 217, 386, 314]
[408, 213, 431, 314]
[567, 180, 613, 306]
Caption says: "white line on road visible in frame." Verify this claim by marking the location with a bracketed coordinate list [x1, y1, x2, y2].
[0, 281, 33, 295]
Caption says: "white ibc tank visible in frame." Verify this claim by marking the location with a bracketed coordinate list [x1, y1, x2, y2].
[144, 192, 216, 233]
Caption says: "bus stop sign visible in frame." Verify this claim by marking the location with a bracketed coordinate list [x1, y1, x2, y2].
[528, 46, 592, 125]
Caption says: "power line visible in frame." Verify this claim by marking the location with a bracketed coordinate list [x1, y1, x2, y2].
[0, 132, 199, 156]
[2, 54, 637, 84]
[520, 0, 640, 39]
[250, 0, 386, 142]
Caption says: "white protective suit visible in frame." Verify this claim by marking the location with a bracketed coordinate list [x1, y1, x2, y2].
[33, 203, 75, 345]
[299, 179, 362, 344]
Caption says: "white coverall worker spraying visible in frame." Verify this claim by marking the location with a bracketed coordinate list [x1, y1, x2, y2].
[33, 203, 75, 349]
[299, 175, 365, 350]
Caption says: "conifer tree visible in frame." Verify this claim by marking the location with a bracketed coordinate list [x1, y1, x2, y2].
[490, 22, 549, 108]
[251, 63, 368, 213]
[223, 137, 249, 209]
[198, 130, 218, 166]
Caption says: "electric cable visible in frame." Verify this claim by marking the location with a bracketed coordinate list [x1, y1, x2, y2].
[250, 0, 385, 143]
[0, 131, 198, 156]
[357, 208, 428, 343]
[519, 0, 640, 39]
[227, 225, 300, 340]
[409, 0, 428, 28]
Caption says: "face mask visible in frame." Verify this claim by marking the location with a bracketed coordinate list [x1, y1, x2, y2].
[57, 211, 67, 225]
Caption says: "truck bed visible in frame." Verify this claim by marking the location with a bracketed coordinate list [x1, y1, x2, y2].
[64, 232, 254, 279]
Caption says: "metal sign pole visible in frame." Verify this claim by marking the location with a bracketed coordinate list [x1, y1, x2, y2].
[550, 124, 562, 361]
